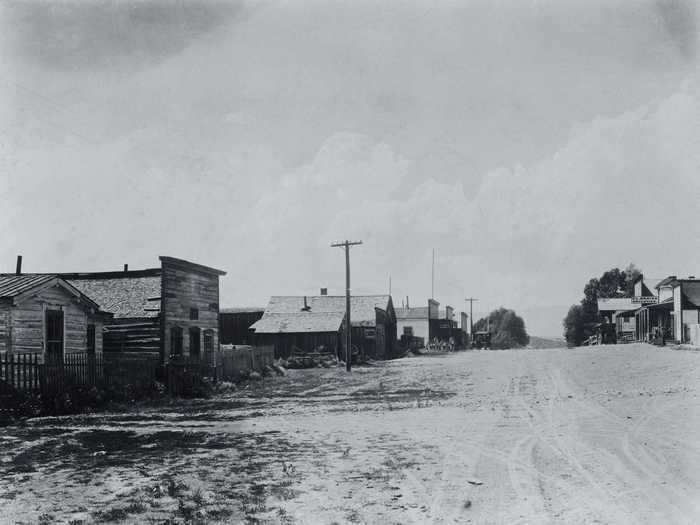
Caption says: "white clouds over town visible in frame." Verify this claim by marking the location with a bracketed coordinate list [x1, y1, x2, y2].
[1, 0, 698, 336]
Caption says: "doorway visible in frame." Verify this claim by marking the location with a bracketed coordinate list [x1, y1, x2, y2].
[46, 309, 64, 361]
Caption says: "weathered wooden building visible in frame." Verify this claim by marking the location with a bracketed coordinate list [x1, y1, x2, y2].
[219, 308, 264, 345]
[252, 294, 397, 360]
[250, 307, 345, 359]
[63, 256, 226, 364]
[0, 274, 112, 359]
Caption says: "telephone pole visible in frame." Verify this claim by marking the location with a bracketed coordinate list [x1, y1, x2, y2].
[465, 297, 478, 336]
[331, 240, 363, 371]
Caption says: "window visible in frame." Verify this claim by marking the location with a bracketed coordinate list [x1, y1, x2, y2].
[403, 326, 414, 337]
[190, 307, 199, 320]
[203, 330, 214, 354]
[171, 326, 183, 356]
[87, 324, 96, 355]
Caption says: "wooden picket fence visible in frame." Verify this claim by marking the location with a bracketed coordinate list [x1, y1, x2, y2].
[0, 352, 160, 395]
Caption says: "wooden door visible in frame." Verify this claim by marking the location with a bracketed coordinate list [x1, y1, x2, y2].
[189, 327, 201, 359]
[46, 309, 64, 361]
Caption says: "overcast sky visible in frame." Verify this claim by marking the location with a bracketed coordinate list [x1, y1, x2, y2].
[1, 0, 699, 337]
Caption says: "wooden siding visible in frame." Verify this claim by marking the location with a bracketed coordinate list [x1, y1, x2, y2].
[161, 261, 220, 362]
[254, 332, 340, 359]
[103, 317, 159, 353]
[0, 303, 10, 353]
[220, 311, 263, 345]
[4, 284, 104, 356]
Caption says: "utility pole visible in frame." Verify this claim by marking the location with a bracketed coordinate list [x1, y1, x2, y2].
[465, 298, 478, 336]
[331, 240, 363, 372]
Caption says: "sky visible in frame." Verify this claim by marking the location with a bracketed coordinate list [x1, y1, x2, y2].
[1, 0, 699, 337]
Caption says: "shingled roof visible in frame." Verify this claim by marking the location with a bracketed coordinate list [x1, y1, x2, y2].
[250, 311, 345, 334]
[68, 276, 162, 318]
[263, 295, 391, 327]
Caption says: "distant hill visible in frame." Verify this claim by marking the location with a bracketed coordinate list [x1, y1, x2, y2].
[527, 336, 567, 349]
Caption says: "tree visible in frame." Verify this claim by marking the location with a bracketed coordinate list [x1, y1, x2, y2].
[474, 307, 529, 349]
[563, 304, 589, 346]
[563, 263, 642, 346]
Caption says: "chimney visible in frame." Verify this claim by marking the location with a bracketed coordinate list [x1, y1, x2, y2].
[406, 296, 409, 308]
[302, 296, 310, 311]
[320, 288, 328, 296]
[15, 255, 22, 275]
[123, 264, 129, 272]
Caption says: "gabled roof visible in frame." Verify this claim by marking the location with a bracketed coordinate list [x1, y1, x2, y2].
[68, 276, 161, 318]
[0, 274, 57, 298]
[656, 276, 678, 288]
[250, 311, 345, 334]
[396, 306, 429, 320]
[263, 295, 391, 327]
[0, 274, 105, 313]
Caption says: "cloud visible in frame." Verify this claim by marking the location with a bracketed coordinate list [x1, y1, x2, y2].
[2, 0, 250, 71]
[656, 0, 698, 59]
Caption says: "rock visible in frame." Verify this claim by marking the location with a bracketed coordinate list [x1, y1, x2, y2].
[464, 500, 472, 509]
[467, 479, 483, 486]
[271, 363, 286, 376]
[249, 371, 262, 381]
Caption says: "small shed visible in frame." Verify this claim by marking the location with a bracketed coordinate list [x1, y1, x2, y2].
[0, 274, 112, 359]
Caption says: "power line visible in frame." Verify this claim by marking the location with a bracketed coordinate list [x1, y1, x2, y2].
[331, 240, 363, 372]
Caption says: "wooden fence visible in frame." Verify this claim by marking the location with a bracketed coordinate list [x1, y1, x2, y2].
[0, 352, 159, 395]
[219, 345, 275, 381]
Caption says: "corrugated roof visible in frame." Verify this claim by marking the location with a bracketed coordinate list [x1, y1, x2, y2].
[250, 311, 344, 334]
[0, 274, 57, 298]
[264, 295, 390, 326]
[396, 306, 429, 320]
[68, 276, 161, 318]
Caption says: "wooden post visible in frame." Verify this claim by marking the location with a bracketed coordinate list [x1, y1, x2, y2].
[331, 240, 363, 372]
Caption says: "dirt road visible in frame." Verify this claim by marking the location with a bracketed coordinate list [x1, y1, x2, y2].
[2, 344, 700, 524]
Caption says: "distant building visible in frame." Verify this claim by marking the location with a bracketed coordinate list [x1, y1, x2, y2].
[252, 294, 396, 359]
[659, 276, 700, 344]
[396, 298, 439, 344]
[597, 297, 639, 341]
[219, 308, 264, 345]
[0, 274, 112, 358]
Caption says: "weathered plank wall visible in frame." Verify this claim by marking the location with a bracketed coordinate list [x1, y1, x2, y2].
[0, 304, 10, 353]
[103, 318, 159, 353]
[161, 260, 220, 362]
[5, 284, 103, 355]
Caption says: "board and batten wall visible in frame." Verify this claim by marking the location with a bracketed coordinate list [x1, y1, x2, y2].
[0, 284, 103, 356]
[160, 260, 220, 362]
